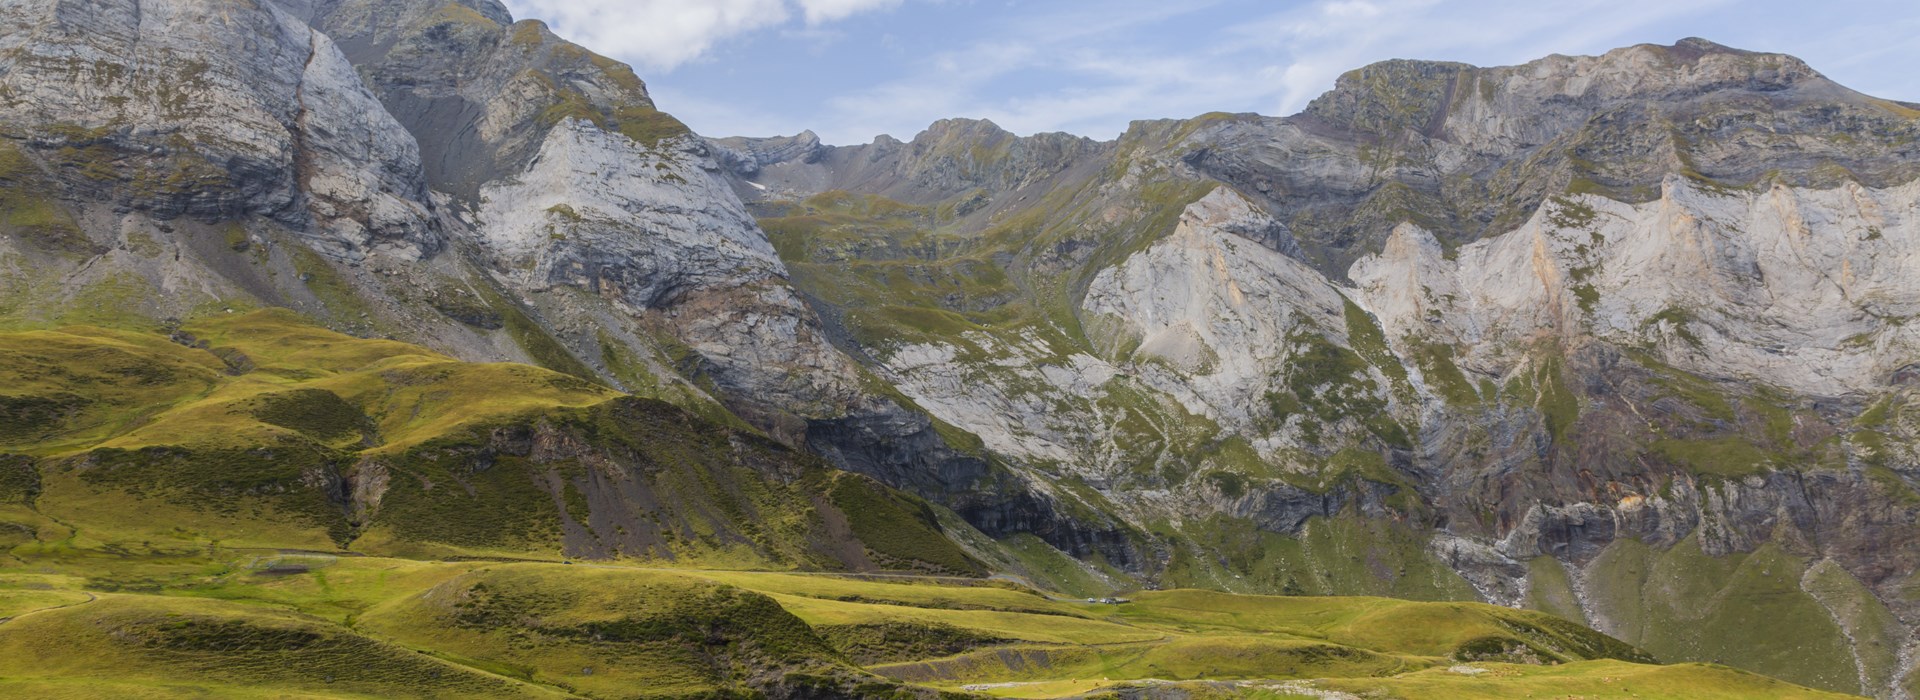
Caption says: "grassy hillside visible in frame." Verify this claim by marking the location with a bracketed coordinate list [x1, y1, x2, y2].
[0, 552, 1859, 699]
[0, 310, 1865, 698]
[0, 311, 979, 572]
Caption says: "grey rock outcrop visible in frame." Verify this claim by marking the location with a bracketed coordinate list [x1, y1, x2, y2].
[0, 0, 439, 260]
[1188, 38, 1920, 277]
[712, 38, 1920, 698]
[708, 130, 825, 177]
[6, 6, 1920, 694]
[717, 118, 1111, 206]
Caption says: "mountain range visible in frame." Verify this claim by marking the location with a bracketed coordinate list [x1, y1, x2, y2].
[1, 0, 1917, 697]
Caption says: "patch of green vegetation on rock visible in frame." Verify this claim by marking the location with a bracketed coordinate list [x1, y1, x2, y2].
[1523, 556, 1588, 625]
[826, 473, 985, 576]
[526, 67, 689, 150]
[1342, 298, 1413, 402]
[1269, 328, 1410, 451]
[1571, 283, 1601, 314]
[1801, 558, 1905, 695]
[470, 285, 598, 382]
[1545, 195, 1600, 230]
[286, 244, 377, 327]
[1583, 537, 1863, 695]
[0, 141, 95, 255]
[611, 107, 691, 148]
[1275, 449, 1417, 514]
[1502, 345, 1580, 445]
[1411, 339, 1480, 406]
[1644, 360, 1738, 424]
[1647, 306, 1705, 348]
[1856, 395, 1899, 428]
[424, 284, 505, 330]
[1157, 514, 1475, 601]
[1651, 437, 1776, 479]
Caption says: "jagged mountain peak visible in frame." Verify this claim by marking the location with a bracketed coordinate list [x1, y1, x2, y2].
[3, 6, 1919, 696]
[0, 0, 442, 261]
[289, 0, 673, 198]
[1300, 37, 1833, 141]
[920, 117, 1010, 136]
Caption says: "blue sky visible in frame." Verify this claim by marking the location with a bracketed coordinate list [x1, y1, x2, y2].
[499, 0, 1920, 145]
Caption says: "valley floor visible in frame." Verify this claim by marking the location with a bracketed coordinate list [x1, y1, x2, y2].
[0, 541, 1858, 699]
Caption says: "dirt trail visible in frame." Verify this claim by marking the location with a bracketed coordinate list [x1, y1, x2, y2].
[0, 591, 98, 628]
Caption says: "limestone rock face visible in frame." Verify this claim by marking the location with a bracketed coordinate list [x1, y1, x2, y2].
[476, 120, 783, 308]
[1088, 188, 1336, 377]
[714, 118, 1111, 205]
[0, 0, 438, 260]
[289, 0, 668, 199]
[278, 0, 877, 429]
[9, 8, 1920, 693]
[1350, 177, 1920, 398]
[468, 118, 871, 415]
[711, 40, 1920, 695]
[1186, 39, 1920, 278]
[708, 130, 825, 177]
[869, 187, 1408, 504]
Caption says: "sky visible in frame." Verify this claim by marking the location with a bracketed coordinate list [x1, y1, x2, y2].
[499, 0, 1920, 146]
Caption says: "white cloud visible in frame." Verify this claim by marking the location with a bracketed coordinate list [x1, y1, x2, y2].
[1321, 0, 1383, 20]
[800, 0, 1743, 144]
[1230, 0, 1735, 115]
[499, 0, 907, 71]
[509, 0, 1916, 146]
[795, 0, 903, 25]
[503, 0, 788, 70]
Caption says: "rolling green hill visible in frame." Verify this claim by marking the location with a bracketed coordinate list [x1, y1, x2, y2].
[0, 553, 1859, 699]
[0, 310, 978, 572]
[0, 310, 1862, 698]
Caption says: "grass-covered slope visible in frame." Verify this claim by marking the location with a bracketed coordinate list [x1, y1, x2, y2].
[0, 552, 1857, 699]
[0, 310, 1868, 698]
[0, 310, 979, 573]
[0, 592, 566, 699]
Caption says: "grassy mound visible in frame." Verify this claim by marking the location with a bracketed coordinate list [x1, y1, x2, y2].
[0, 310, 1868, 699]
[0, 311, 981, 572]
[1114, 589, 1652, 664]
[357, 564, 864, 698]
[1311, 659, 1858, 699]
[0, 550, 1856, 699]
[0, 593, 562, 698]
[817, 620, 1015, 664]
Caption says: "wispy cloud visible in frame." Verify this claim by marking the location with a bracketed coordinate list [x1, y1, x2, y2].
[795, 0, 904, 25]
[502, 0, 1920, 145]
[800, 0, 1740, 144]
[499, 0, 908, 71]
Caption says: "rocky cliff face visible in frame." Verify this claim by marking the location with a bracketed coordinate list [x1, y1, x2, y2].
[267, 4, 1026, 521]
[0, 0, 439, 260]
[0, 0, 1068, 587]
[720, 40, 1920, 698]
[4, 3, 1918, 694]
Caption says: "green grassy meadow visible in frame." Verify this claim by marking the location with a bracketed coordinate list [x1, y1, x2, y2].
[0, 544, 1863, 699]
[0, 313, 1866, 698]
